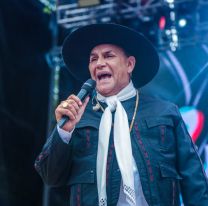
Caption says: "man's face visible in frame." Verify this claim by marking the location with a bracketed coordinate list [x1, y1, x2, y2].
[89, 44, 135, 96]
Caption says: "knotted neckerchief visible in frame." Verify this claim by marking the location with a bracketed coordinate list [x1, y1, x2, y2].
[96, 81, 136, 206]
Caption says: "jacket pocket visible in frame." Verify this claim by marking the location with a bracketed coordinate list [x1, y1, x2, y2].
[158, 164, 182, 206]
[144, 117, 175, 150]
[68, 170, 98, 206]
[68, 169, 95, 185]
[145, 117, 174, 128]
[73, 125, 98, 156]
[159, 164, 182, 180]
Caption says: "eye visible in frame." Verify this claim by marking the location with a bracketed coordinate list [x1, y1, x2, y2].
[105, 53, 114, 58]
[90, 57, 97, 63]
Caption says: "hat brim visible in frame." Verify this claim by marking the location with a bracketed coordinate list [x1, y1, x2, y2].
[62, 23, 159, 88]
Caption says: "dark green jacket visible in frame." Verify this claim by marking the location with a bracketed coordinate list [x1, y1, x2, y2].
[35, 92, 208, 206]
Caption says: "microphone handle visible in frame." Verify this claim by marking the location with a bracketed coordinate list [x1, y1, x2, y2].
[57, 89, 89, 128]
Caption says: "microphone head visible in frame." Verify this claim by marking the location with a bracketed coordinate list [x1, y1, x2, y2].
[81, 79, 96, 92]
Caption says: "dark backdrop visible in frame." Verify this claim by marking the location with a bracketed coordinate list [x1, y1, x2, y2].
[0, 0, 51, 205]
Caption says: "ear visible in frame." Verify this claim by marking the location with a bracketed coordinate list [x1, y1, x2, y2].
[127, 56, 136, 74]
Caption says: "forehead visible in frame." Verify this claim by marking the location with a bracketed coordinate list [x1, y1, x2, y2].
[90, 44, 125, 55]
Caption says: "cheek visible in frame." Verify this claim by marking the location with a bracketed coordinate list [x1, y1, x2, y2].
[115, 70, 128, 80]
[89, 66, 95, 78]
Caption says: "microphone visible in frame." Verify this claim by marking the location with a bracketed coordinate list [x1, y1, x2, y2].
[58, 78, 96, 128]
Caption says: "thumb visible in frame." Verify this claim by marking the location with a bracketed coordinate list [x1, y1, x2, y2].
[78, 96, 90, 115]
[82, 96, 90, 108]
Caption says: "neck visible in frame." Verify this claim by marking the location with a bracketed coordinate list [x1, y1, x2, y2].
[97, 81, 136, 102]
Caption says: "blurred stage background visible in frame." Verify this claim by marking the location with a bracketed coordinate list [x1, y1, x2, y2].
[0, 0, 208, 206]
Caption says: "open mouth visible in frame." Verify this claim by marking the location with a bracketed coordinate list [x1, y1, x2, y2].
[97, 72, 112, 81]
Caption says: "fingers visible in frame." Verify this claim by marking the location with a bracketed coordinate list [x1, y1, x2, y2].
[61, 94, 81, 112]
[55, 94, 90, 123]
[61, 100, 79, 115]
[67, 94, 82, 106]
[55, 94, 90, 132]
[78, 97, 90, 115]
[57, 107, 77, 120]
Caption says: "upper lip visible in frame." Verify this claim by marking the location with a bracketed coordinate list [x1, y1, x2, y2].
[96, 71, 112, 80]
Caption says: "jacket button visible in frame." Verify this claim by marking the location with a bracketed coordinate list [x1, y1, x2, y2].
[90, 170, 94, 174]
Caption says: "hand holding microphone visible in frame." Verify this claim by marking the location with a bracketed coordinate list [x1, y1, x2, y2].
[55, 79, 96, 132]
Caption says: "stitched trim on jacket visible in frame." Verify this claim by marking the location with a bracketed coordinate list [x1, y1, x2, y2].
[134, 123, 154, 182]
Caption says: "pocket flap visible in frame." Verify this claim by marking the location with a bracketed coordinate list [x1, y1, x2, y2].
[68, 169, 95, 185]
[76, 120, 99, 129]
[145, 117, 174, 128]
[159, 164, 182, 180]
[75, 105, 101, 129]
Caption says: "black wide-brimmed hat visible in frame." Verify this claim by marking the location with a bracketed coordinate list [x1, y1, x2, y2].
[62, 23, 159, 88]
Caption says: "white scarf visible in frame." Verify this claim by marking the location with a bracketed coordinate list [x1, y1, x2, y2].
[96, 81, 136, 206]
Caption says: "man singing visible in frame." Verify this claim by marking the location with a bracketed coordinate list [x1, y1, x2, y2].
[35, 23, 208, 206]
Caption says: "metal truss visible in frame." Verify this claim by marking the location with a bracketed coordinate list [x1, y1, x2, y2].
[56, 0, 141, 29]
[39, 0, 208, 49]
[55, 0, 205, 29]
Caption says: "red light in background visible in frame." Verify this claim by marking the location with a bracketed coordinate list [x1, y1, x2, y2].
[159, 16, 166, 30]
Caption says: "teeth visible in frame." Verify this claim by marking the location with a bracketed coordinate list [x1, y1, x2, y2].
[97, 73, 111, 80]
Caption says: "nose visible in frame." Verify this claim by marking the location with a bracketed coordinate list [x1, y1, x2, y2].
[96, 57, 106, 69]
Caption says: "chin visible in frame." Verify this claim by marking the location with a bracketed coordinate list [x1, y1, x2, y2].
[97, 86, 114, 96]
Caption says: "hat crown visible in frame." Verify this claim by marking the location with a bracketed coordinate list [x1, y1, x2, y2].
[62, 23, 159, 88]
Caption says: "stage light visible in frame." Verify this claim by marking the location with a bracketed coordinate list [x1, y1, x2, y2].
[165, 0, 174, 3]
[38, 0, 56, 12]
[159, 16, 166, 30]
[178, 18, 187, 27]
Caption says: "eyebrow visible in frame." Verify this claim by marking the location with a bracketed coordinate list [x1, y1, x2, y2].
[90, 50, 114, 56]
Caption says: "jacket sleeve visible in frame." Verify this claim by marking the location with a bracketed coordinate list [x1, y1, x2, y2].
[174, 106, 208, 206]
[34, 127, 74, 187]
